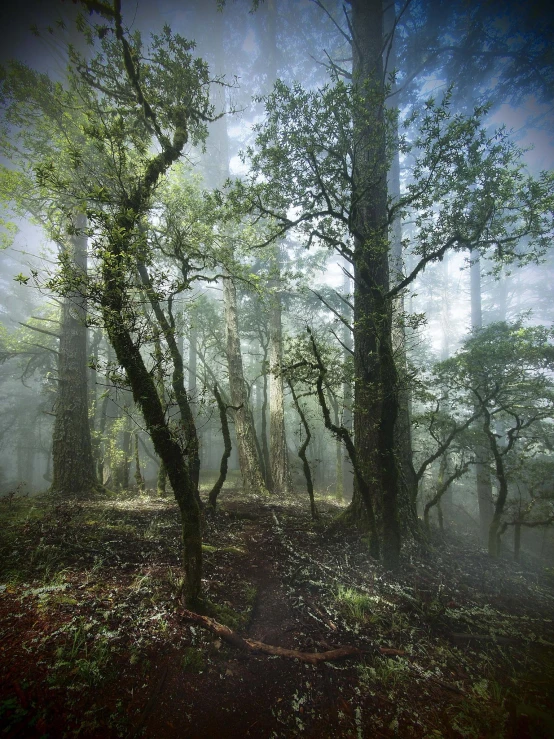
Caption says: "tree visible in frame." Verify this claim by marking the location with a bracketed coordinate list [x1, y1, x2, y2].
[0, 67, 98, 497]
[208, 6, 268, 496]
[223, 3, 554, 566]
[263, 0, 293, 496]
[7, 1, 216, 604]
[51, 210, 97, 497]
[469, 248, 495, 544]
[436, 321, 554, 556]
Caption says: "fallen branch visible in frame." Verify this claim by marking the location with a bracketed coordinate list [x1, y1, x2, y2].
[181, 609, 386, 664]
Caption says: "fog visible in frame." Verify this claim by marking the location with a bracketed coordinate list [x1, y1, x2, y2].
[0, 1, 553, 735]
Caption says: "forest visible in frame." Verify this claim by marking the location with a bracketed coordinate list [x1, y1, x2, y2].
[0, 0, 553, 736]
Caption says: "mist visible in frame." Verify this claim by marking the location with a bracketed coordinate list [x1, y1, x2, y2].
[0, 1, 553, 736]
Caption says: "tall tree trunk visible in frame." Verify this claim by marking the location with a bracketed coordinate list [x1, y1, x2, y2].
[389, 134, 418, 537]
[335, 433, 343, 502]
[341, 266, 354, 499]
[134, 432, 145, 492]
[288, 379, 318, 519]
[384, 0, 419, 539]
[102, 252, 202, 603]
[51, 211, 97, 497]
[263, 0, 291, 495]
[208, 383, 233, 511]
[120, 417, 132, 490]
[350, 0, 401, 568]
[256, 365, 271, 488]
[137, 263, 201, 505]
[438, 256, 454, 519]
[470, 248, 495, 545]
[224, 276, 268, 495]
[209, 5, 267, 495]
[97, 343, 115, 485]
[188, 306, 203, 471]
[269, 247, 291, 495]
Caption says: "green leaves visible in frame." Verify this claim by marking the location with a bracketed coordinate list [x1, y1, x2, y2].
[227, 76, 553, 293]
[435, 321, 554, 455]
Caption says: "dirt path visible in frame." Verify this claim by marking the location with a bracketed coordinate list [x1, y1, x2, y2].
[140, 504, 347, 738]
[241, 511, 300, 645]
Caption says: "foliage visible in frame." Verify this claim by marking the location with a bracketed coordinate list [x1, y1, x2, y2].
[436, 321, 554, 434]
[223, 82, 554, 285]
[436, 321, 554, 550]
[334, 585, 380, 624]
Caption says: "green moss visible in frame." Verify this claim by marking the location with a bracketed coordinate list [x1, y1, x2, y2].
[208, 601, 248, 631]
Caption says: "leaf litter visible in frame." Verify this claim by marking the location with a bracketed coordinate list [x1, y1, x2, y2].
[0, 490, 553, 737]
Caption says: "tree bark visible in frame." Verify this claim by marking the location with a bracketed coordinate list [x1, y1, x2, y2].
[133, 432, 145, 492]
[385, 0, 419, 539]
[258, 361, 272, 489]
[349, 0, 401, 568]
[288, 379, 318, 519]
[51, 211, 97, 497]
[137, 263, 201, 505]
[224, 277, 268, 495]
[484, 409, 508, 557]
[208, 383, 233, 511]
[208, 7, 267, 496]
[269, 247, 292, 495]
[341, 267, 354, 499]
[258, 0, 291, 495]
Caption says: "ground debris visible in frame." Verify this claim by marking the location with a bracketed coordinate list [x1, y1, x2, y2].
[0, 489, 553, 738]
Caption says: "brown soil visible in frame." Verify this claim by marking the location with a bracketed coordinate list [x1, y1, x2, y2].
[0, 491, 553, 738]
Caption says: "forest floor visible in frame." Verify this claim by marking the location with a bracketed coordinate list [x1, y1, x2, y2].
[0, 484, 553, 739]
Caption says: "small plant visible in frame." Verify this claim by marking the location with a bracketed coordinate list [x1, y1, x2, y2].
[359, 657, 411, 690]
[50, 620, 113, 687]
[181, 647, 205, 673]
[144, 516, 170, 540]
[244, 584, 258, 606]
[449, 682, 508, 739]
[335, 585, 379, 624]
[0, 482, 28, 506]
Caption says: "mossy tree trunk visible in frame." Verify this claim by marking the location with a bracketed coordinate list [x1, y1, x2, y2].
[91, 4, 203, 603]
[208, 384, 233, 511]
[484, 408, 509, 558]
[348, 0, 401, 568]
[288, 379, 318, 519]
[137, 263, 201, 507]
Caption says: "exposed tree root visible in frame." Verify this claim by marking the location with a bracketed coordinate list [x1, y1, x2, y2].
[181, 609, 404, 664]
